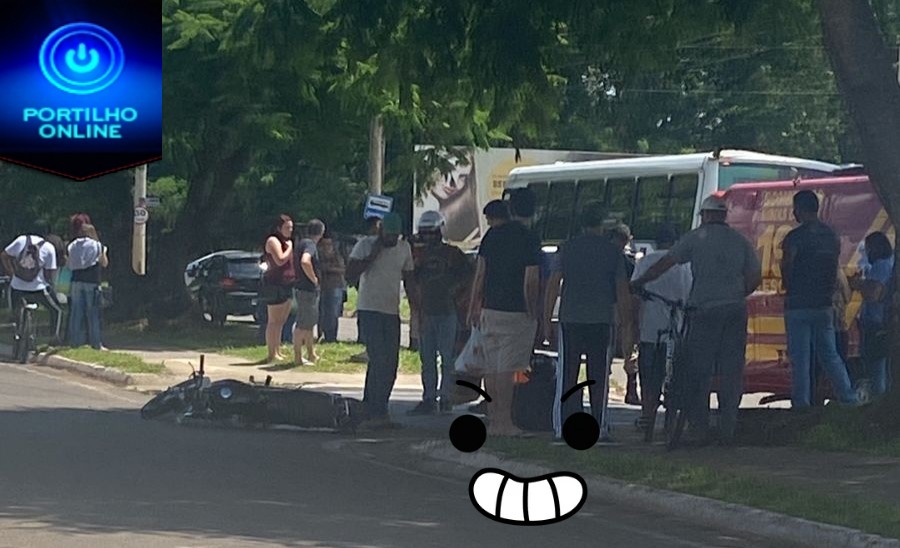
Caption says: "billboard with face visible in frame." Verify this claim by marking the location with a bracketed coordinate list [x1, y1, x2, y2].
[413, 147, 629, 249]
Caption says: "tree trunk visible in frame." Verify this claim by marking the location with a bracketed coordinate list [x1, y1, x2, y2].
[148, 148, 254, 324]
[817, 0, 900, 416]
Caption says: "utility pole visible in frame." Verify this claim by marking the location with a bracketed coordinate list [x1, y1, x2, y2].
[132, 164, 148, 275]
[368, 115, 384, 195]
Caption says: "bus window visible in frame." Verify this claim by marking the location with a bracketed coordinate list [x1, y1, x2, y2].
[572, 179, 606, 233]
[670, 174, 699, 234]
[607, 177, 636, 225]
[718, 163, 832, 190]
[544, 181, 576, 241]
[632, 176, 669, 241]
[527, 182, 550, 236]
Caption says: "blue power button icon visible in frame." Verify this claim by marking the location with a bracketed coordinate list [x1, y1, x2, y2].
[39, 22, 125, 95]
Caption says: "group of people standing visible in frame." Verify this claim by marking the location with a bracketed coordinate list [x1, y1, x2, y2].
[1, 213, 109, 350]
[260, 216, 348, 366]
[265, 186, 893, 440]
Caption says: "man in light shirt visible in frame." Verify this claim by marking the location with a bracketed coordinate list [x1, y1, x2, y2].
[630, 224, 692, 435]
[1, 221, 63, 345]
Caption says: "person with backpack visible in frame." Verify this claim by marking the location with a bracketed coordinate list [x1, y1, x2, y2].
[1, 222, 64, 345]
[66, 223, 109, 349]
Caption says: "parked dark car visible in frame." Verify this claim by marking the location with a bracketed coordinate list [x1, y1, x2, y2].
[186, 251, 262, 325]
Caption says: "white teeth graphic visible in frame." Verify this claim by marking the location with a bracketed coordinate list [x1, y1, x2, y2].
[469, 469, 587, 525]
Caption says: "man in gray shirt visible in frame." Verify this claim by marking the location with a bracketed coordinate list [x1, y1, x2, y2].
[632, 195, 761, 445]
[543, 202, 636, 442]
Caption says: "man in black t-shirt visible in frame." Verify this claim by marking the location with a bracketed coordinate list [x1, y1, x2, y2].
[293, 219, 324, 366]
[468, 200, 541, 436]
[781, 191, 859, 408]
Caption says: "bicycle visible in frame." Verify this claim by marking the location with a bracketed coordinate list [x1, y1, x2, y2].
[13, 297, 38, 364]
[636, 289, 693, 450]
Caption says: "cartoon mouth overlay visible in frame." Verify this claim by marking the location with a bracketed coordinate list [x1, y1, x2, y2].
[450, 379, 601, 526]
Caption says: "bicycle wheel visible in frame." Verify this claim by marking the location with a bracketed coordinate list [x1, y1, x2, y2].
[17, 311, 34, 364]
[664, 406, 687, 451]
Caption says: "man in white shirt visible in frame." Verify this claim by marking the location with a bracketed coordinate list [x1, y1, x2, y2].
[630, 224, 692, 436]
[1, 222, 64, 344]
[346, 213, 417, 428]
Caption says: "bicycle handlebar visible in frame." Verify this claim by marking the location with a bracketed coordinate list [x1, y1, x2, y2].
[636, 289, 683, 309]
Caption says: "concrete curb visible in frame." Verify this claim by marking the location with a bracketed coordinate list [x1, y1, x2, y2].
[0, 343, 133, 386]
[412, 440, 900, 548]
[35, 354, 133, 386]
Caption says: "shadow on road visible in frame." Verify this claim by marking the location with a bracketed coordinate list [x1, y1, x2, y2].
[0, 406, 475, 547]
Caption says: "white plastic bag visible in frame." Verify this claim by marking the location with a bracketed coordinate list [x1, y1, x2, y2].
[455, 327, 485, 374]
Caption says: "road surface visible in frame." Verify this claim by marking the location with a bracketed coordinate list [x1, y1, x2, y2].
[0, 360, 798, 547]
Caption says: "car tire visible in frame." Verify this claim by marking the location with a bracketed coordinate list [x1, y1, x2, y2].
[198, 295, 213, 323]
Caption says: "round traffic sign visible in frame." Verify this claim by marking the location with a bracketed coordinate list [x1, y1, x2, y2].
[134, 207, 149, 224]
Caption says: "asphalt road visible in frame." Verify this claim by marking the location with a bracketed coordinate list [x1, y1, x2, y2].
[0, 360, 799, 547]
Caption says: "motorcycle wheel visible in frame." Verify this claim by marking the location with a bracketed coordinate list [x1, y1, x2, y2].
[140, 391, 183, 419]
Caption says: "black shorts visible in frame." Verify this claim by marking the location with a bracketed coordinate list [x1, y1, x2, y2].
[261, 285, 293, 306]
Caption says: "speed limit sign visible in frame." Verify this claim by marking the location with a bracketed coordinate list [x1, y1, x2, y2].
[134, 207, 149, 225]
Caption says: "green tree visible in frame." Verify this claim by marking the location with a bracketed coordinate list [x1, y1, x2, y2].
[815, 0, 900, 416]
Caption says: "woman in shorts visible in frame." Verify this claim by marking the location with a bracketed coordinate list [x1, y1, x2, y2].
[262, 214, 296, 362]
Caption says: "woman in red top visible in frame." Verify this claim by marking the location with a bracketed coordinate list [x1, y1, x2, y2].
[263, 214, 296, 362]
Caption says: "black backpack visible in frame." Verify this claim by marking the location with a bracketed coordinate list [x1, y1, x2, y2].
[513, 354, 558, 432]
[14, 236, 45, 282]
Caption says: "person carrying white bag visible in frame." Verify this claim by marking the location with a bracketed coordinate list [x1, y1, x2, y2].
[455, 326, 485, 375]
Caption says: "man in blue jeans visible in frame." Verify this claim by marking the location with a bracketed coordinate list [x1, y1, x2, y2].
[408, 210, 471, 415]
[781, 190, 862, 408]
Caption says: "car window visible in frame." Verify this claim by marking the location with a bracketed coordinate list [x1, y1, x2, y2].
[228, 259, 262, 279]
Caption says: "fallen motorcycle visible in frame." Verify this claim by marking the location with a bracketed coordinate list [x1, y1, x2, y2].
[140, 355, 360, 433]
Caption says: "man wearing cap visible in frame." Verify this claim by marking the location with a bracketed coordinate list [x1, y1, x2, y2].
[347, 212, 417, 428]
[630, 224, 693, 435]
[632, 195, 762, 445]
[408, 210, 472, 415]
[543, 201, 636, 442]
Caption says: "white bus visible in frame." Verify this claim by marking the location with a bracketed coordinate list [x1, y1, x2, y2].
[504, 149, 859, 251]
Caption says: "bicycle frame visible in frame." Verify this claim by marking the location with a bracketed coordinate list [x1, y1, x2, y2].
[637, 289, 692, 447]
[14, 298, 38, 364]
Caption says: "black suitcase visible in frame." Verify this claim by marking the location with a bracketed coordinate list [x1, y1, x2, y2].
[513, 354, 557, 432]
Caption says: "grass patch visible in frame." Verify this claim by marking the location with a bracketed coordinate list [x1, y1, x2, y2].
[104, 319, 258, 352]
[222, 341, 422, 374]
[57, 347, 165, 374]
[800, 406, 900, 458]
[487, 437, 900, 539]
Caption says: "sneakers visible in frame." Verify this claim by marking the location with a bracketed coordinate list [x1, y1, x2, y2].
[407, 401, 437, 416]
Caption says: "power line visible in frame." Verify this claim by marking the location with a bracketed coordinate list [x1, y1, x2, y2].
[619, 88, 840, 96]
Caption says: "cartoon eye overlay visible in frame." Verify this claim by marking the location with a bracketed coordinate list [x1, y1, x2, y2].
[449, 379, 598, 525]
